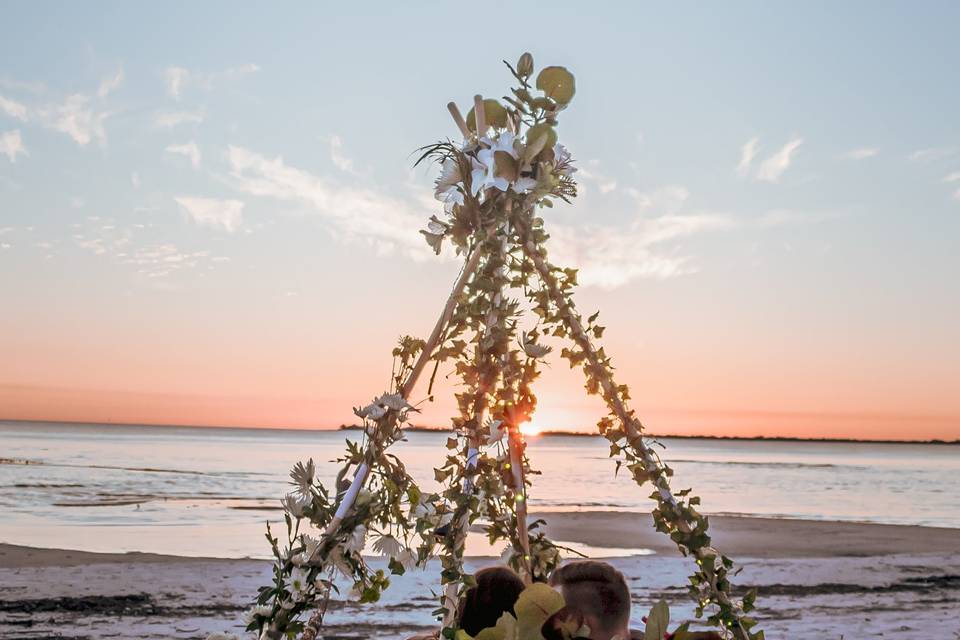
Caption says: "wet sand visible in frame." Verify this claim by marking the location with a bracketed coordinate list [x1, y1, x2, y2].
[2, 513, 959, 639]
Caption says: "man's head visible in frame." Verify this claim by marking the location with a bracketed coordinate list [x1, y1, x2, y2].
[549, 561, 631, 640]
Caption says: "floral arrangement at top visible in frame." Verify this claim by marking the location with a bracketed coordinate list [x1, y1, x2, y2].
[232, 54, 763, 640]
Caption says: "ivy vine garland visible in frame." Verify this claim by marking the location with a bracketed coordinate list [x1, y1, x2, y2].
[245, 54, 763, 640]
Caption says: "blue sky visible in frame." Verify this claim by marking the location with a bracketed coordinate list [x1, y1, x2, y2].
[1, 2, 958, 438]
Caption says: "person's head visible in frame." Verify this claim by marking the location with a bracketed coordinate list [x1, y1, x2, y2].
[457, 565, 526, 635]
[549, 561, 631, 640]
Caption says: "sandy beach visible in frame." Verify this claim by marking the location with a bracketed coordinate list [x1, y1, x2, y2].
[2, 512, 958, 639]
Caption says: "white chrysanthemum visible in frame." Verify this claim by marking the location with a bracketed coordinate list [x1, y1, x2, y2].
[329, 547, 354, 577]
[281, 492, 310, 518]
[411, 498, 436, 520]
[397, 548, 417, 569]
[521, 334, 552, 359]
[486, 418, 506, 445]
[343, 524, 368, 554]
[371, 533, 403, 557]
[435, 158, 465, 212]
[379, 393, 411, 411]
[289, 459, 315, 496]
[243, 604, 273, 625]
[284, 567, 312, 602]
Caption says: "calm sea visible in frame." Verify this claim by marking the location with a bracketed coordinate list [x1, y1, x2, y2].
[1, 421, 957, 558]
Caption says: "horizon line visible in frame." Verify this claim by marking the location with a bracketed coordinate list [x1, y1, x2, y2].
[2, 418, 956, 446]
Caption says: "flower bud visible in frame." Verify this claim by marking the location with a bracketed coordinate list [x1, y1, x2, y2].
[517, 52, 534, 78]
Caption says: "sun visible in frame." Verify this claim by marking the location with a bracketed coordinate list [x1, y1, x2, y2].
[519, 419, 544, 437]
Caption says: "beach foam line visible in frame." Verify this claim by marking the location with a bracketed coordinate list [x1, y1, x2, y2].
[0, 456, 270, 477]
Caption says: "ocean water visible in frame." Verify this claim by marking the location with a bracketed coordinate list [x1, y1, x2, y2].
[1, 420, 958, 558]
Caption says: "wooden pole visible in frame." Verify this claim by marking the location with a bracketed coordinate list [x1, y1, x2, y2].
[473, 94, 486, 137]
[509, 426, 532, 585]
[320, 246, 485, 539]
[447, 102, 471, 138]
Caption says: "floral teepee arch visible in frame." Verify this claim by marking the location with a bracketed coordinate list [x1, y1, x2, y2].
[246, 54, 763, 640]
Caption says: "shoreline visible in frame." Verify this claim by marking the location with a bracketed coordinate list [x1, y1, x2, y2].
[4, 512, 960, 567]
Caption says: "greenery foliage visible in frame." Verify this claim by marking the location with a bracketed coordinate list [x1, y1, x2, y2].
[243, 54, 762, 640]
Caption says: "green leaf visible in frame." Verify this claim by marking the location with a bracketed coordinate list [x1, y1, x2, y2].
[515, 583, 565, 640]
[536, 66, 576, 104]
[525, 123, 557, 156]
[643, 600, 670, 640]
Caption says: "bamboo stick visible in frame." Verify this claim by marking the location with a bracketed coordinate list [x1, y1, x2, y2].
[321, 246, 485, 539]
[473, 94, 486, 137]
[447, 102, 471, 138]
[509, 427, 532, 585]
[519, 230, 751, 640]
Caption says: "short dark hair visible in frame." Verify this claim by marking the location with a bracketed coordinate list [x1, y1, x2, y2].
[457, 566, 526, 635]
[549, 561, 631, 634]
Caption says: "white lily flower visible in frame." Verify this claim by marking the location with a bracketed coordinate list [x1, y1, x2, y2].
[475, 148, 510, 192]
[553, 143, 576, 176]
[512, 176, 538, 194]
[486, 132, 519, 158]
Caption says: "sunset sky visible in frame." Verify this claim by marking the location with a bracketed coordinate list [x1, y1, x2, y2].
[1, 3, 958, 440]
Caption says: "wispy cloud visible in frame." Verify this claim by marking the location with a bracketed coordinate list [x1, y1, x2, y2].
[736, 137, 759, 177]
[164, 67, 190, 100]
[226, 145, 432, 259]
[942, 171, 960, 184]
[165, 141, 201, 169]
[0, 95, 28, 121]
[43, 94, 111, 146]
[329, 135, 355, 173]
[737, 137, 803, 183]
[174, 196, 244, 232]
[755, 137, 803, 183]
[578, 160, 617, 195]
[908, 147, 955, 163]
[0, 130, 27, 162]
[842, 147, 879, 160]
[154, 110, 204, 128]
[163, 64, 259, 99]
[97, 69, 124, 99]
[549, 186, 735, 288]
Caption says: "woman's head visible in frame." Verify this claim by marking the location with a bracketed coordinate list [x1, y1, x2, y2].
[457, 566, 526, 635]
